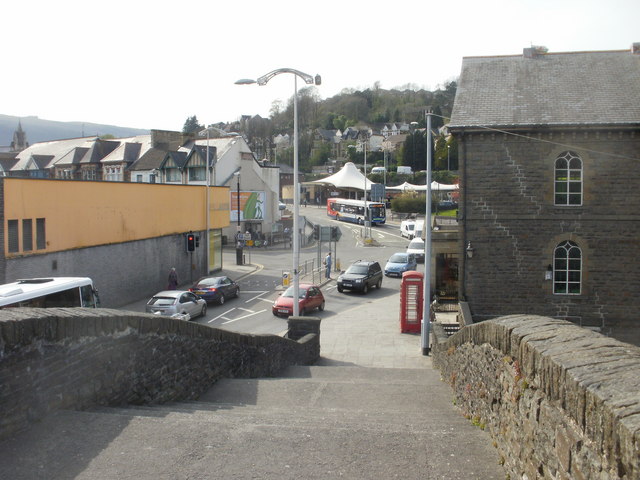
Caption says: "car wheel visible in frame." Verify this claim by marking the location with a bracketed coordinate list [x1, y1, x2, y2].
[337, 286, 343, 293]
[219, 294, 225, 305]
[376, 279, 382, 289]
[318, 301, 325, 311]
[362, 283, 369, 294]
[234, 287, 240, 298]
[200, 304, 207, 318]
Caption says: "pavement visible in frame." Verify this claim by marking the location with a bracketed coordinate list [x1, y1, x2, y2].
[0, 245, 505, 479]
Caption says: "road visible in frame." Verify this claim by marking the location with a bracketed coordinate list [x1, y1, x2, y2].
[187, 206, 423, 335]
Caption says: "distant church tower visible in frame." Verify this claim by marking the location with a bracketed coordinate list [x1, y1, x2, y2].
[10, 121, 29, 152]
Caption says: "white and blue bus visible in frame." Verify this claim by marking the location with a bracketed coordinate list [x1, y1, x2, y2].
[327, 198, 386, 225]
[0, 277, 100, 308]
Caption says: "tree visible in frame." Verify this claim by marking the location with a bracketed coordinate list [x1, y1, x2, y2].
[182, 115, 203, 134]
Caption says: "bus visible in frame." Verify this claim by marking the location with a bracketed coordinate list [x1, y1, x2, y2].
[327, 198, 386, 225]
[0, 277, 100, 308]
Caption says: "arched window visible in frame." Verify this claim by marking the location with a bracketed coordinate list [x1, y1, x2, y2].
[553, 240, 582, 295]
[554, 151, 582, 206]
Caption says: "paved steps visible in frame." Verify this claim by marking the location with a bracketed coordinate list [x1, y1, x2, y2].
[0, 365, 505, 480]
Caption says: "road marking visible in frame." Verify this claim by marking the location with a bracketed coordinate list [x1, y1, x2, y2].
[208, 308, 236, 323]
[222, 309, 267, 324]
[242, 291, 269, 303]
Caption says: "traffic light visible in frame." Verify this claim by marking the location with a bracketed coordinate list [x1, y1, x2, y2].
[186, 233, 196, 252]
[330, 226, 338, 241]
[313, 224, 319, 240]
[195, 235, 200, 248]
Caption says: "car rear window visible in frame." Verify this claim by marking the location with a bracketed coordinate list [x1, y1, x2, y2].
[408, 240, 424, 249]
[148, 296, 176, 306]
[346, 265, 369, 275]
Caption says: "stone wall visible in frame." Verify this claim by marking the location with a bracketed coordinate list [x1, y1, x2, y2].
[458, 130, 640, 343]
[0, 308, 320, 440]
[432, 315, 640, 480]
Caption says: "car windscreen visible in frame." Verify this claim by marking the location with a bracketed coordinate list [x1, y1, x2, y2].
[408, 240, 424, 249]
[406, 225, 415, 230]
[346, 265, 369, 275]
[389, 254, 407, 263]
[282, 286, 307, 298]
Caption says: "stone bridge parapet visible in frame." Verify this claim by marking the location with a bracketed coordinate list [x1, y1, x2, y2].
[432, 315, 640, 480]
[0, 308, 320, 440]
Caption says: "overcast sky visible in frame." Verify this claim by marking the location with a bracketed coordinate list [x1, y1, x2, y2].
[3, 0, 638, 132]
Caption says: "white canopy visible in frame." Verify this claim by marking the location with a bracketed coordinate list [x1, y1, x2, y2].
[310, 162, 376, 191]
[386, 181, 458, 192]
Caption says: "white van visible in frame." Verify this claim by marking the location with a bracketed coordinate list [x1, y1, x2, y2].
[400, 220, 416, 239]
[413, 220, 424, 239]
[397, 166, 413, 175]
[371, 166, 386, 174]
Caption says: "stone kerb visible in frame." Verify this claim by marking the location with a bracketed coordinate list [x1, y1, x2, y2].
[0, 308, 320, 440]
[432, 314, 640, 480]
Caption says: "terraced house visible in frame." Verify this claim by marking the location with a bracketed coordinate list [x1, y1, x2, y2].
[450, 44, 640, 345]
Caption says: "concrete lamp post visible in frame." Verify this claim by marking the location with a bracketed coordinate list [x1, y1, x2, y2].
[235, 69, 321, 317]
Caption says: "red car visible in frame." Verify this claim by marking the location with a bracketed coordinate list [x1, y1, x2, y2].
[272, 283, 325, 317]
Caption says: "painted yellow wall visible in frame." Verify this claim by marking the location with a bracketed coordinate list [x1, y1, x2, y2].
[4, 178, 230, 256]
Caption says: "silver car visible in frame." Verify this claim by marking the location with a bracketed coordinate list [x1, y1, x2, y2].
[146, 290, 207, 320]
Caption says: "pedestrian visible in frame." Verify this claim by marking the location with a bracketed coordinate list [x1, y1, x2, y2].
[168, 267, 178, 290]
[323, 252, 332, 279]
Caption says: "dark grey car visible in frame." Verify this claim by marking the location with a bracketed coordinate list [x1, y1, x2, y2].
[337, 260, 383, 294]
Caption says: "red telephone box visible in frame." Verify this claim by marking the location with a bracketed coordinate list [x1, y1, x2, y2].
[400, 271, 423, 333]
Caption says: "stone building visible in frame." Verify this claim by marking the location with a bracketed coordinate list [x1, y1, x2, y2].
[449, 44, 640, 345]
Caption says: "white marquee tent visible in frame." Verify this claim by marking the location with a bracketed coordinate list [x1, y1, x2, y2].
[310, 162, 376, 191]
[386, 181, 458, 192]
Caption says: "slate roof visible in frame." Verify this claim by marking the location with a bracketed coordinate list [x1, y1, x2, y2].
[450, 48, 640, 129]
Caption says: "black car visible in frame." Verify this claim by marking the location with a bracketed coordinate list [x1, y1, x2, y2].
[189, 276, 240, 305]
[337, 260, 383, 294]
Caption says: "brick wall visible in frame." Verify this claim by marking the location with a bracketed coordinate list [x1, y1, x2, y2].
[0, 308, 320, 440]
[432, 315, 640, 480]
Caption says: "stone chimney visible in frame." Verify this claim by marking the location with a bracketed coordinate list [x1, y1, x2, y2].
[523, 46, 548, 59]
[632, 42, 640, 55]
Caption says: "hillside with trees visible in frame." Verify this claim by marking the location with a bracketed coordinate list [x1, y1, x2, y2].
[193, 81, 458, 175]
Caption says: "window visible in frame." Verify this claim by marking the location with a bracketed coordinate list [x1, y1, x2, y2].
[8, 219, 19, 253]
[555, 151, 582, 206]
[166, 168, 181, 182]
[22, 219, 33, 251]
[36, 218, 46, 250]
[136, 174, 143, 183]
[553, 240, 582, 295]
[189, 167, 206, 182]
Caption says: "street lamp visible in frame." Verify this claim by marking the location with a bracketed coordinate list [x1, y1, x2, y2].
[236, 68, 321, 317]
[198, 126, 219, 274]
[422, 111, 433, 356]
[447, 144, 450, 172]
[233, 171, 243, 265]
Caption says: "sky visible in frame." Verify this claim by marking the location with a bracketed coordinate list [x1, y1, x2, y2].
[3, 0, 639, 132]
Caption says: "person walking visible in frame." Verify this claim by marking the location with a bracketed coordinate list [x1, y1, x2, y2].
[168, 267, 178, 290]
[324, 252, 332, 279]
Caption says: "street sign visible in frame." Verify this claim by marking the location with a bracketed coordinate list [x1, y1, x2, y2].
[320, 226, 332, 242]
[371, 183, 385, 202]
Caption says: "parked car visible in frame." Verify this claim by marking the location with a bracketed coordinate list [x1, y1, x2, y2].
[438, 200, 458, 210]
[337, 260, 383, 294]
[272, 283, 325, 317]
[146, 290, 207, 319]
[384, 252, 417, 277]
[189, 276, 239, 305]
[407, 238, 425, 263]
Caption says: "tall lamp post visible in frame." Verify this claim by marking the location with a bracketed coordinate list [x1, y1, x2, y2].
[198, 126, 218, 274]
[236, 69, 321, 316]
[233, 171, 243, 265]
[422, 111, 433, 355]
